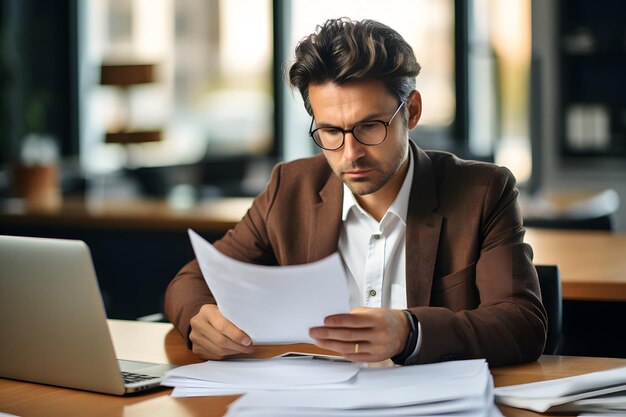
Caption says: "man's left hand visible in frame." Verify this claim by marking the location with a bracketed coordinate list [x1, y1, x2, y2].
[309, 307, 410, 362]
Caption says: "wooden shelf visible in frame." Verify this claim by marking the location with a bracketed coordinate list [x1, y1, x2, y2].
[100, 63, 156, 86]
[0, 196, 253, 233]
[105, 130, 162, 144]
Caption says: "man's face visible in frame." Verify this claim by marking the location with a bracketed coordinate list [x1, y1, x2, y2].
[308, 79, 414, 197]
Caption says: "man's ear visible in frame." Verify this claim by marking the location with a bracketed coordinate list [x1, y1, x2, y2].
[407, 90, 422, 130]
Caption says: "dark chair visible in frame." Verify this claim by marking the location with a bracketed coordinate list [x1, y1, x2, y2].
[524, 214, 615, 231]
[536, 265, 563, 354]
[522, 189, 619, 231]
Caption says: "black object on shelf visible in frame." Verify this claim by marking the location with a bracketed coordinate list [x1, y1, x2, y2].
[558, 0, 626, 160]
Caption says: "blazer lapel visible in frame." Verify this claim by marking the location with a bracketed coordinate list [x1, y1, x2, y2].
[307, 171, 343, 263]
[406, 143, 443, 307]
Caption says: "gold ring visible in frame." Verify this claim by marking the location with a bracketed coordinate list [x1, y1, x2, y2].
[354, 343, 359, 354]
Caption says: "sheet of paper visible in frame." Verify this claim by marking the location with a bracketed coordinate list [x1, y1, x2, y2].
[549, 392, 626, 413]
[223, 407, 503, 417]
[495, 365, 626, 398]
[224, 399, 488, 417]
[162, 358, 361, 390]
[345, 358, 486, 389]
[188, 229, 350, 343]
[494, 365, 626, 412]
[498, 384, 626, 413]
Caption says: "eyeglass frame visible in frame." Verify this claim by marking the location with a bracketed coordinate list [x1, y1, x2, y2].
[308, 101, 406, 151]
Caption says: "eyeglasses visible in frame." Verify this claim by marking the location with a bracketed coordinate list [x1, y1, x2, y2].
[309, 101, 406, 151]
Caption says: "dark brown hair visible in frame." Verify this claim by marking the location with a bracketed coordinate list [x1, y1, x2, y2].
[288, 18, 421, 116]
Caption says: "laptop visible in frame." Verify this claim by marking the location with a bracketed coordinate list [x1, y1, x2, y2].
[0, 235, 176, 395]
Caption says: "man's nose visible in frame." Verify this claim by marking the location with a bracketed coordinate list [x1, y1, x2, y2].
[342, 133, 366, 162]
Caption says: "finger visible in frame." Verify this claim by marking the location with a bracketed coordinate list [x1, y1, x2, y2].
[313, 338, 371, 355]
[313, 338, 393, 363]
[207, 313, 253, 347]
[191, 335, 246, 360]
[323, 313, 375, 328]
[190, 319, 254, 358]
[196, 320, 254, 354]
[198, 304, 253, 347]
[192, 305, 254, 353]
[309, 326, 375, 342]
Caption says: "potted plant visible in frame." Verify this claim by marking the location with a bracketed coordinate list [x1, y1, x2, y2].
[11, 93, 62, 211]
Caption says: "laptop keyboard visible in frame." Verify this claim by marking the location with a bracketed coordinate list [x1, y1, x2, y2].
[121, 371, 157, 384]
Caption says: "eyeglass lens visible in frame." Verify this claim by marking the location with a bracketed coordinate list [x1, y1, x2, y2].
[313, 121, 387, 149]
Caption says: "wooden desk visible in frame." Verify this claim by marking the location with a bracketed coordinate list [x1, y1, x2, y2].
[1, 320, 626, 417]
[525, 228, 626, 301]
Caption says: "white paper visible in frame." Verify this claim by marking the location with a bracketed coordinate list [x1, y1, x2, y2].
[165, 359, 496, 416]
[224, 400, 487, 417]
[549, 392, 626, 413]
[571, 393, 626, 408]
[494, 365, 626, 412]
[226, 406, 504, 417]
[229, 370, 489, 409]
[345, 358, 487, 390]
[162, 358, 361, 391]
[169, 359, 488, 398]
[188, 229, 350, 343]
[226, 361, 492, 414]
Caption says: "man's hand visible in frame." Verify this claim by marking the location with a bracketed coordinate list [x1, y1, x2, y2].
[189, 304, 254, 360]
[309, 307, 410, 362]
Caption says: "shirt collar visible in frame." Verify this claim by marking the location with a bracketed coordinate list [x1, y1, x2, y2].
[341, 146, 414, 225]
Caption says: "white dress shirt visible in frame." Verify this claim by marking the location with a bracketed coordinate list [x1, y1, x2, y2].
[338, 150, 413, 310]
[337, 148, 422, 362]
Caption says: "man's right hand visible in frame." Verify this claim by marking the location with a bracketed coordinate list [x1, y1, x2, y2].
[189, 304, 254, 360]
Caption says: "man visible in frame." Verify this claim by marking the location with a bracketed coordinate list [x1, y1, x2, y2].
[165, 18, 547, 367]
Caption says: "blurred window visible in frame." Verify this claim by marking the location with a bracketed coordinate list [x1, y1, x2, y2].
[468, 0, 532, 182]
[80, 0, 273, 173]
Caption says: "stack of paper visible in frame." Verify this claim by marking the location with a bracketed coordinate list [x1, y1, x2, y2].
[218, 359, 501, 416]
[494, 365, 626, 413]
[163, 358, 501, 415]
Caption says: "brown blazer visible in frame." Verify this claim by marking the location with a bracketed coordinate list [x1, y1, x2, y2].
[164, 142, 547, 367]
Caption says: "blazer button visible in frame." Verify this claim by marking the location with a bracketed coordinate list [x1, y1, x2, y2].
[369, 289, 377, 297]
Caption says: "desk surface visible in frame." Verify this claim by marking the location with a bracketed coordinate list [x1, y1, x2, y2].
[2, 197, 626, 301]
[525, 228, 626, 301]
[1, 320, 626, 417]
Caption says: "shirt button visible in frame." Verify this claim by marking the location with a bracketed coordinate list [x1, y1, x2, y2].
[369, 289, 377, 297]
[373, 234, 381, 240]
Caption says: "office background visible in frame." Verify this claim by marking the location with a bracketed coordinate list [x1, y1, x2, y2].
[2, 0, 625, 210]
[1, 0, 625, 356]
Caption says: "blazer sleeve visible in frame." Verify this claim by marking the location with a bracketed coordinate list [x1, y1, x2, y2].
[410, 166, 548, 367]
[164, 164, 283, 344]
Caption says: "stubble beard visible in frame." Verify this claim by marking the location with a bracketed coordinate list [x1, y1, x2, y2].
[338, 145, 408, 197]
